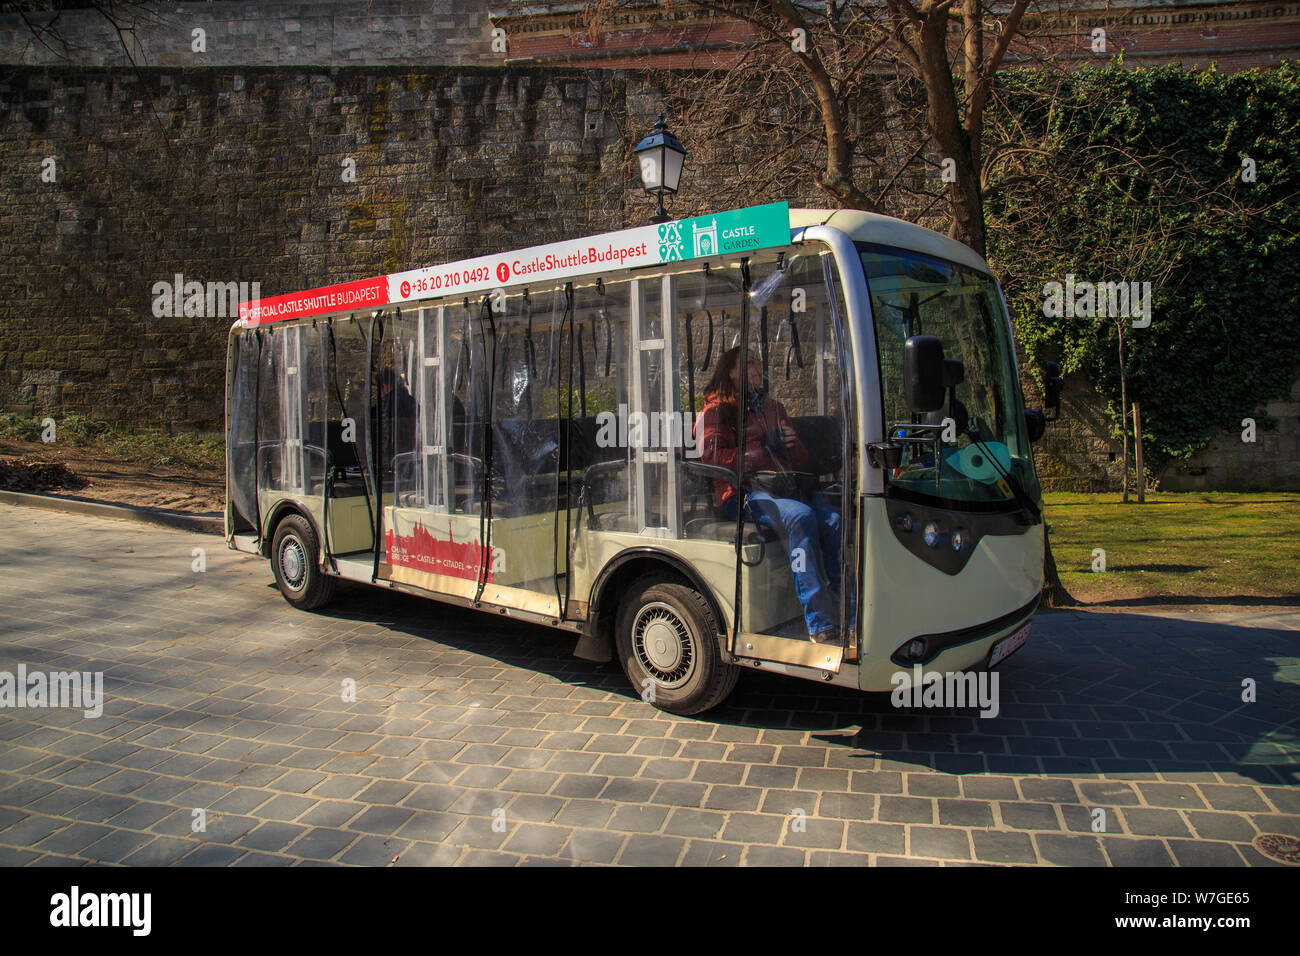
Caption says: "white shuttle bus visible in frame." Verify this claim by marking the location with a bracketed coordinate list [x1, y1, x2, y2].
[225, 203, 1055, 714]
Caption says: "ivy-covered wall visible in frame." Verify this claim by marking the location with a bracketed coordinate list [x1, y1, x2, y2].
[989, 63, 1300, 491]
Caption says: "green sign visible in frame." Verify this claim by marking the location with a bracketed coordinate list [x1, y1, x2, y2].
[655, 202, 791, 262]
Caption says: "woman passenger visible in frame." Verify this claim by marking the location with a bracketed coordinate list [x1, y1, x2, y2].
[695, 347, 841, 643]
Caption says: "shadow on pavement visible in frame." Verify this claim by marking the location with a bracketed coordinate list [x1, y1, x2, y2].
[318, 584, 1299, 787]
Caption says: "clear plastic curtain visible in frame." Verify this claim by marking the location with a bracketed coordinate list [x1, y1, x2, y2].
[227, 330, 260, 532]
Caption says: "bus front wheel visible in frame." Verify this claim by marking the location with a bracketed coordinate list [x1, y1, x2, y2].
[615, 575, 738, 716]
[270, 513, 336, 611]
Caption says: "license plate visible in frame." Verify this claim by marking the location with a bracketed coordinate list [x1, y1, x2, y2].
[988, 623, 1030, 667]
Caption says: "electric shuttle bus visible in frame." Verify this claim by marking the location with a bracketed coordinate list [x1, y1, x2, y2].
[225, 203, 1053, 714]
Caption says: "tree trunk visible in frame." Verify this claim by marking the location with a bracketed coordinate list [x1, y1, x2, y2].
[914, 3, 987, 257]
[770, 0, 879, 212]
[961, 0, 984, 172]
[1133, 402, 1145, 503]
[1119, 323, 1129, 502]
[1042, 525, 1075, 607]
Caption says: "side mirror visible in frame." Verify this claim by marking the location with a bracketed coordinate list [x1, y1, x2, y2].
[903, 335, 947, 413]
[1043, 361, 1064, 421]
[942, 358, 965, 387]
[1025, 409, 1046, 443]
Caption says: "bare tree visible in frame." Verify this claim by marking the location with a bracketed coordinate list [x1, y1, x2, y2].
[1, 1, 181, 154]
[588, 1, 1084, 602]
[592, 1, 1063, 255]
[0, 1, 167, 67]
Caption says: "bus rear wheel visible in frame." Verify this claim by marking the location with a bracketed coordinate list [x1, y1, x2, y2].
[270, 513, 336, 611]
[615, 575, 738, 716]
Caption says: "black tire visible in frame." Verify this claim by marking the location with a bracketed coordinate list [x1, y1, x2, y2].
[615, 574, 738, 716]
[270, 513, 336, 611]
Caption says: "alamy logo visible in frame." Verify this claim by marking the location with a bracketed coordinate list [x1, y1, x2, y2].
[151, 273, 261, 318]
[890, 665, 1000, 718]
[0, 664, 103, 718]
[50, 886, 151, 936]
[595, 404, 699, 457]
[1042, 274, 1152, 327]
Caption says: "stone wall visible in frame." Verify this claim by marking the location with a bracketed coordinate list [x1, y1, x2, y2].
[1160, 378, 1300, 491]
[1030, 375, 1124, 493]
[0, 64, 840, 433]
[0, 1, 500, 68]
[1030, 371, 1300, 493]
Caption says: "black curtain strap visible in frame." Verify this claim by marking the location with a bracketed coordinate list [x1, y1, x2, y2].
[523, 287, 538, 377]
[731, 258, 752, 643]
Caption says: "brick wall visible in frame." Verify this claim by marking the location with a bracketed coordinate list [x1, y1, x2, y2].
[492, 0, 1300, 72]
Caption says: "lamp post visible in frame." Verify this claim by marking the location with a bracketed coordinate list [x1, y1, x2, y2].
[633, 113, 686, 224]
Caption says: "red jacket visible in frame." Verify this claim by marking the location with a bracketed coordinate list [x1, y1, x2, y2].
[695, 395, 808, 510]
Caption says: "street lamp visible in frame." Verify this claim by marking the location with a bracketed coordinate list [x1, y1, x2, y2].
[634, 113, 686, 224]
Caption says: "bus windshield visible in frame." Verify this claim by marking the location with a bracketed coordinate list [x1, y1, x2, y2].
[859, 242, 1038, 510]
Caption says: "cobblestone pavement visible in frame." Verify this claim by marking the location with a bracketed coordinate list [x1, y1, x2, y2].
[0, 502, 1296, 866]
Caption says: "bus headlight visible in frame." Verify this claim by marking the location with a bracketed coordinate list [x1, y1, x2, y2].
[891, 637, 930, 666]
[895, 513, 914, 533]
[952, 529, 967, 551]
[923, 522, 940, 547]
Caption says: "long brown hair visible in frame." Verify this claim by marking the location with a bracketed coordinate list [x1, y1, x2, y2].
[702, 346, 743, 406]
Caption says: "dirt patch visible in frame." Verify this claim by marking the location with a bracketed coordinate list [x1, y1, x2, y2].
[0, 439, 223, 514]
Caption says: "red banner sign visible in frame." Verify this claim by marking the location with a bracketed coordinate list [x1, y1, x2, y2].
[238, 276, 389, 325]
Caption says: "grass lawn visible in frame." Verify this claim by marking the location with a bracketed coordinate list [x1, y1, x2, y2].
[1045, 492, 1300, 606]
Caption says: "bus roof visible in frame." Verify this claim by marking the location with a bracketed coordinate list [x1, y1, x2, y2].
[235, 202, 990, 329]
[790, 208, 992, 275]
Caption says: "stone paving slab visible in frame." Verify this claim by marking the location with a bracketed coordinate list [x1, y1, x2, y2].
[0, 502, 1297, 866]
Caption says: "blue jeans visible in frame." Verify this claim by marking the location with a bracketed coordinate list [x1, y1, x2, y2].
[725, 490, 842, 636]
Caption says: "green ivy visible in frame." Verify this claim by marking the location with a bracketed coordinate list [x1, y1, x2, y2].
[985, 63, 1300, 469]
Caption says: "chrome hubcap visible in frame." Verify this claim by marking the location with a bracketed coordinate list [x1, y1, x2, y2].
[633, 601, 695, 688]
[279, 536, 307, 590]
